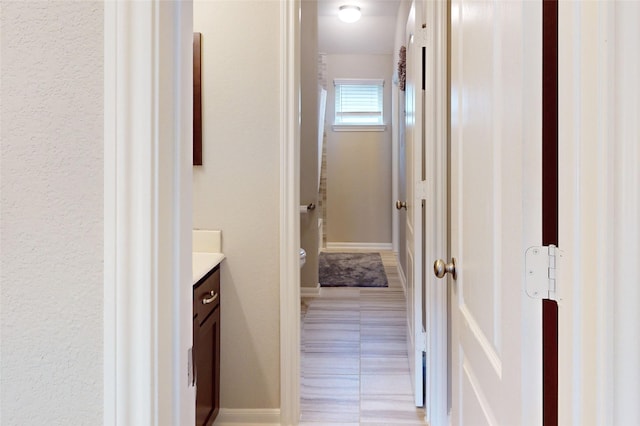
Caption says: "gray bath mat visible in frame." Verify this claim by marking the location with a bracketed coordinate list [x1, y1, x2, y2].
[319, 252, 388, 287]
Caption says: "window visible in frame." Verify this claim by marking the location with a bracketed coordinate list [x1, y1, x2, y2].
[333, 79, 385, 131]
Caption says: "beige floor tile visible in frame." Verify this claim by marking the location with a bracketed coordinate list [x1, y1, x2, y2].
[361, 340, 408, 357]
[361, 394, 427, 424]
[299, 403, 360, 424]
[360, 355, 410, 375]
[303, 329, 360, 350]
[300, 251, 426, 425]
[361, 374, 413, 396]
[299, 423, 360, 426]
[302, 374, 359, 399]
[302, 353, 360, 375]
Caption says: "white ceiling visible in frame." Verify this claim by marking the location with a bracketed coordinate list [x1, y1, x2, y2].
[317, 0, 401, 55]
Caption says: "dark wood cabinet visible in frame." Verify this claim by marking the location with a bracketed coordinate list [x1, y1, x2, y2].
[193, 266, 220, 426]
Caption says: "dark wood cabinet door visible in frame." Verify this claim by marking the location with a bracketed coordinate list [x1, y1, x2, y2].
[195, 307, 220, 426]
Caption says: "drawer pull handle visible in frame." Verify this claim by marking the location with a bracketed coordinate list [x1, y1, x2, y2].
[202, 291, 218, 305]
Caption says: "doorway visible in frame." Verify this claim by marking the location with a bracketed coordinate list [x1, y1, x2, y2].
[289, 2, 456, 424]
[301, 2, 436, 422]
[299, 0, 400, 295]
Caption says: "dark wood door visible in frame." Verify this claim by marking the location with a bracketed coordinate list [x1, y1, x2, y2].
[195, 307, 220, 426]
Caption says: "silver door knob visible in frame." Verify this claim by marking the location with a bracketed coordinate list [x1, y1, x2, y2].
[434, 258, 457, 279]
[396, 200, 407, 210]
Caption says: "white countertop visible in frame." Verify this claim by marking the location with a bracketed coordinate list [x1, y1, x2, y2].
[192, 252, 225, 284]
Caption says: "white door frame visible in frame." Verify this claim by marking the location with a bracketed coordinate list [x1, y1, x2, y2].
[404, 0, 426, 407]
[423, 0, 449, 423]
[558, 1, 640, 424]
[278, 0, 451, 423]
[103, 1, 194, 424]
[105, 1, 302, 424]
[102, 0, 451, 423]
[392, 73, 401, 255]
[279, 0, 301, 424]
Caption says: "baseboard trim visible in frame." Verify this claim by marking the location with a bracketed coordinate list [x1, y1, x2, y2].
[326, 242, 393, 251]
[213, 408, 281, 425]
[300, 283, 321, 297]
[395, 252, 408, 297]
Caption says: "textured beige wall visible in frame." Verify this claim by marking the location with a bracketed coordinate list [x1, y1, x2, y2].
[0, 2, 104, 423]
[300, 0, 319, 288]
[193, 1, 281, 409]
[326, 54, 393, 245]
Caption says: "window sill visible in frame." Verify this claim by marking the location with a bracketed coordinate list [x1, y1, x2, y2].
[332, 124, 387, 132]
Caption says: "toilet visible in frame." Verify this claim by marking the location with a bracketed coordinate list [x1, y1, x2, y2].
[299, 248, 306, 268]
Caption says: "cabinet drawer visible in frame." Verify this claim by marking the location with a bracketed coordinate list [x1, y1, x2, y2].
[194, 266, 220, 322]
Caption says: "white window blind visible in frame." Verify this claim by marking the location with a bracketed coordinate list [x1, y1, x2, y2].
[334, 79, 384, 126]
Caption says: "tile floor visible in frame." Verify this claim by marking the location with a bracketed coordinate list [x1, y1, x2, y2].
[300, 251, 427, 425]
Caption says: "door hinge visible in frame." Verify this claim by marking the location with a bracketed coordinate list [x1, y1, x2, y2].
[525, 245, 562, 300]
[419, 330, 427, 352]
[416, 181, 428, 200]
[419, 25, 428, 45]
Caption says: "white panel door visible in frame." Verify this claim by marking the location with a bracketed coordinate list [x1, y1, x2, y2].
[448, 1, 542, 424]
[405, 0, 425, 408]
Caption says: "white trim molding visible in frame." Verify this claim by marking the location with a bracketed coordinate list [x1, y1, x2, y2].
[279, 0, 301, 425]
[558, 2, 640, 424]
[300, 284, 321, 298]
[331, 124, 387, 132]
[395, 251, 408, 296]
[326, 242, 393, 251]
[391, 83, 400, 256]
[611, 5, 640, 423]
[333, 78, 385, 86]
[104, 1, 194, 424]
[214, 408, 281, 425]
[423, 1, 449, 423]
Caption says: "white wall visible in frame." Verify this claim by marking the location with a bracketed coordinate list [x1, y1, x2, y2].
[0, 2, 104, 423]
[325, 54, 393, 246]
[193, 1, 281, 410]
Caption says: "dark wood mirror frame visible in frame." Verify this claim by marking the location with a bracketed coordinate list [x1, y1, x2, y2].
[194, 32, 202, 165]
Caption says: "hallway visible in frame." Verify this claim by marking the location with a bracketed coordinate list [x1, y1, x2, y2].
[300, 251, 426, 425]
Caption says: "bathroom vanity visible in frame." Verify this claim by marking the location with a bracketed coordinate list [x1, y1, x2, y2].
[193, 264, 220, 425]
[192, 230, 224, 426]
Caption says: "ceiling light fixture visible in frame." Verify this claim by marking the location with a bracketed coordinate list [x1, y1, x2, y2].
[338, 5, 361, 23]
